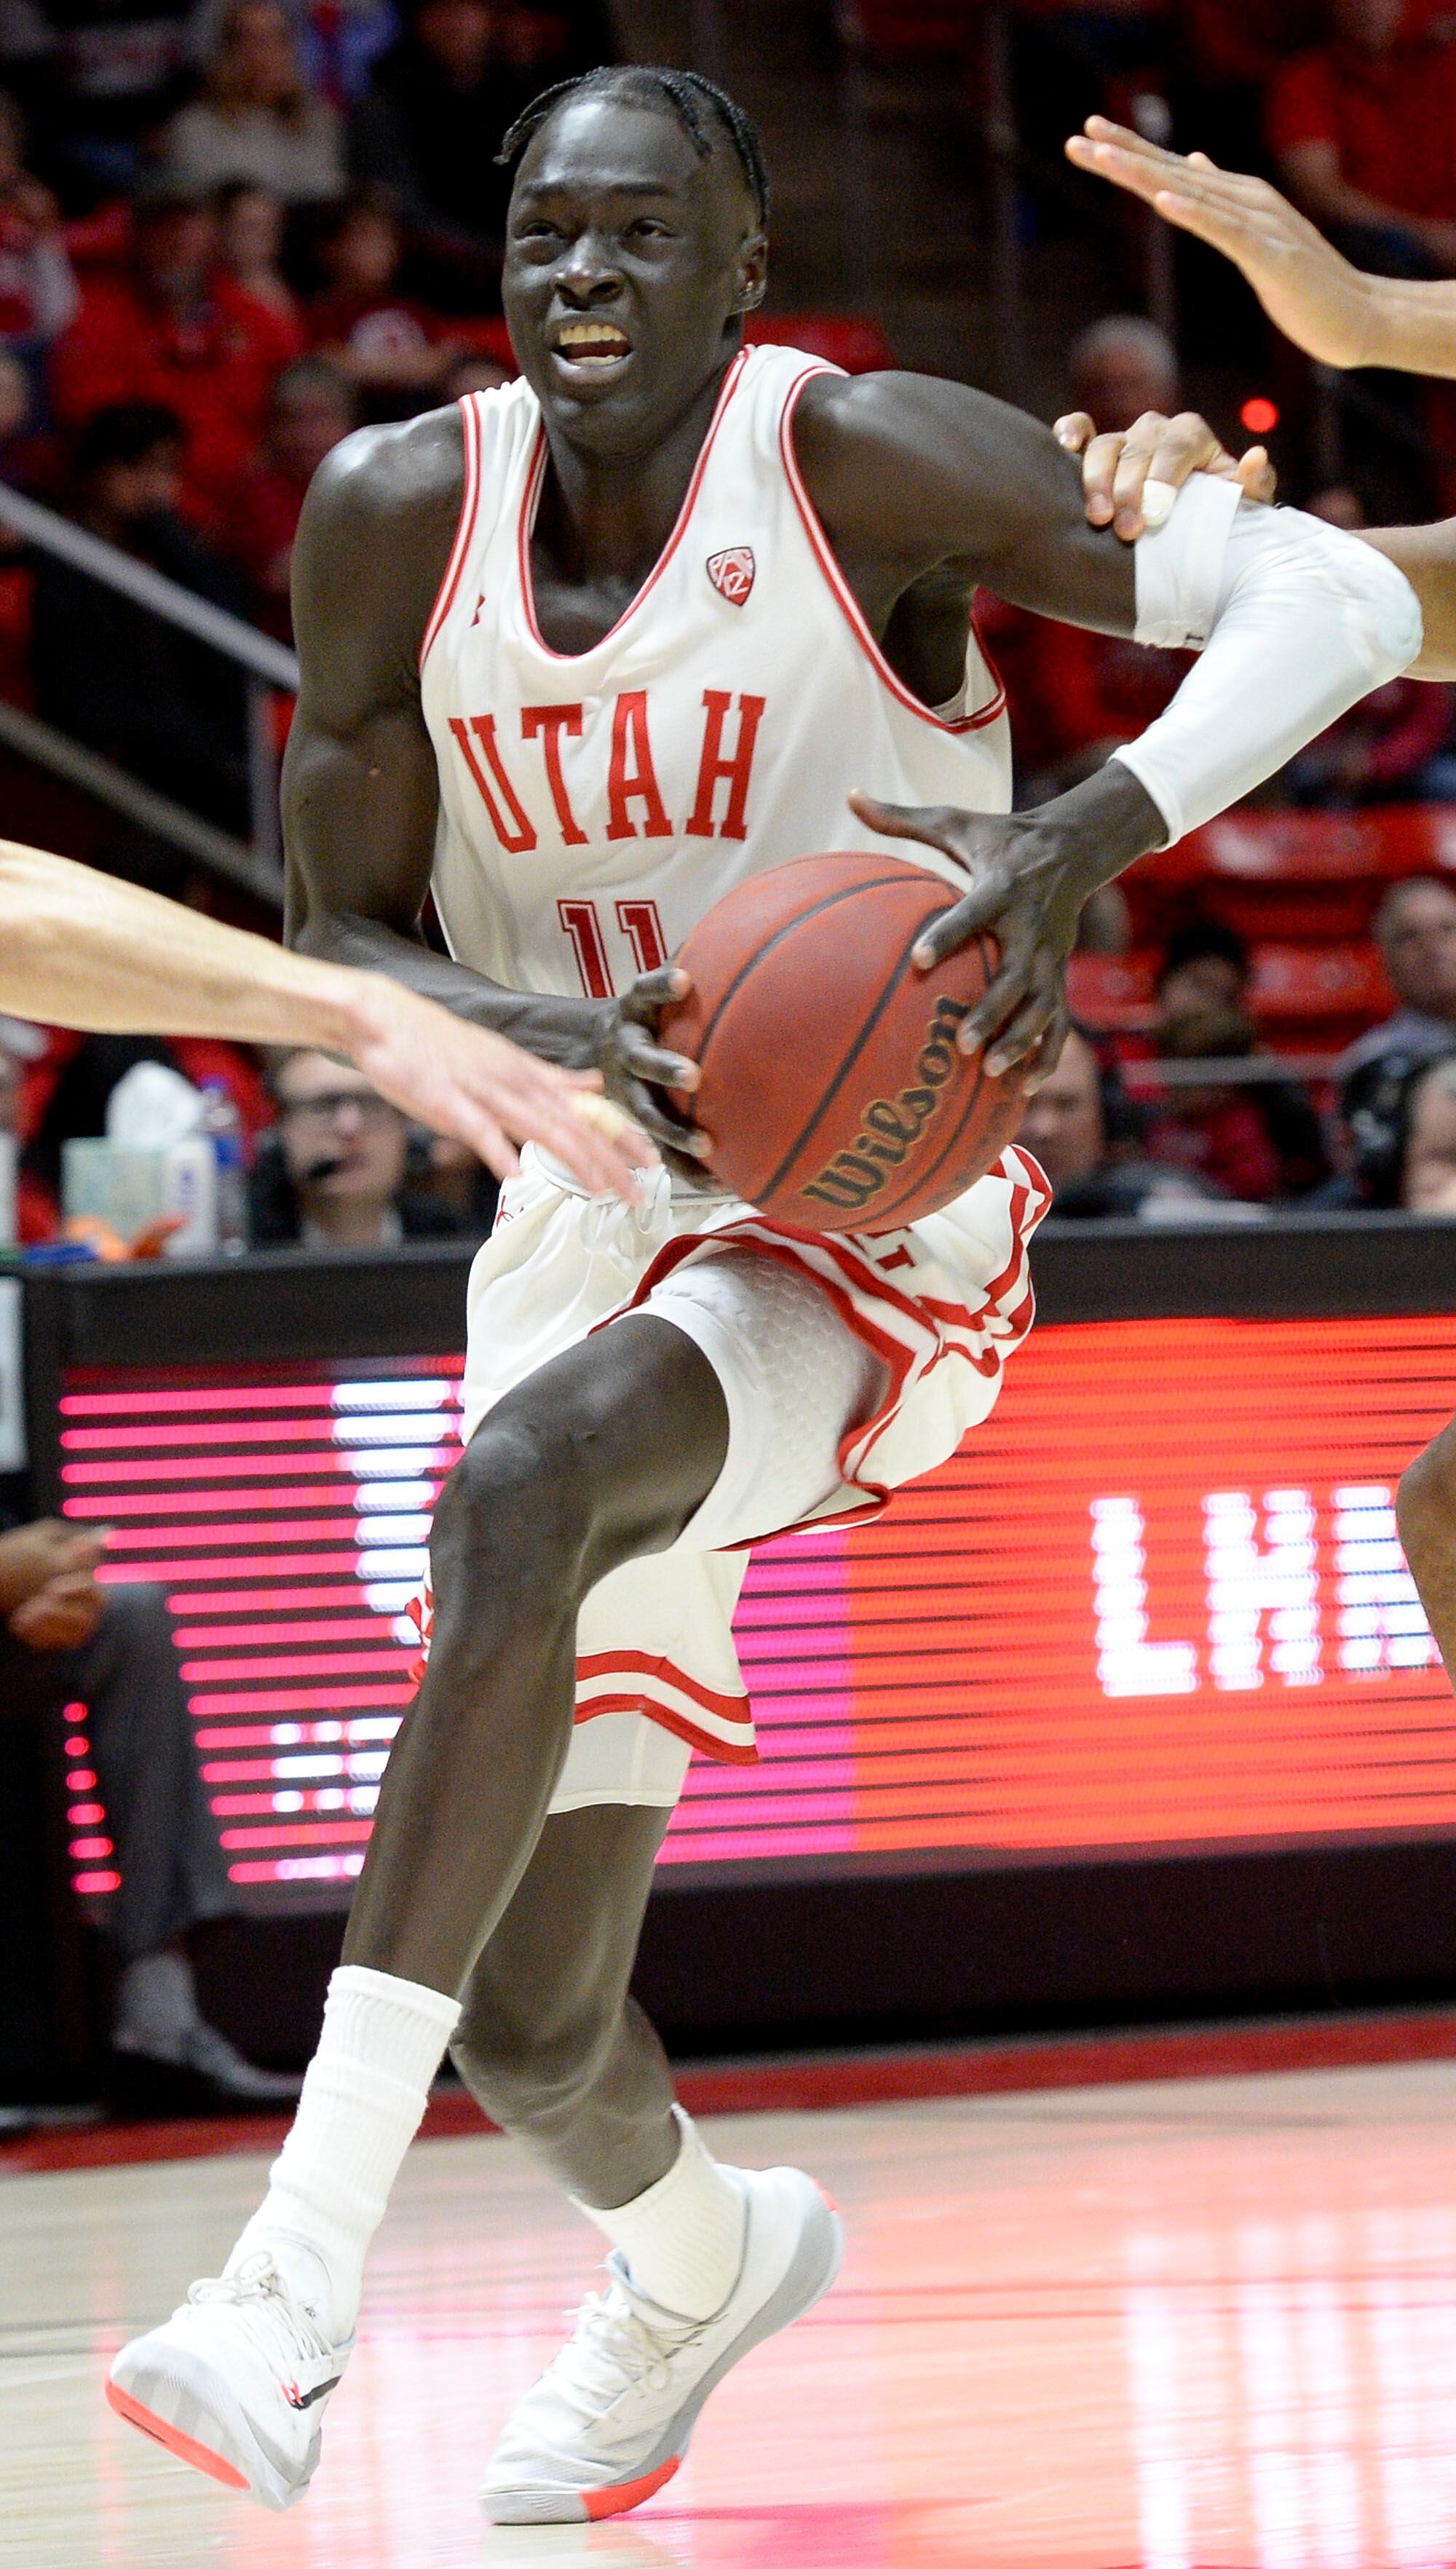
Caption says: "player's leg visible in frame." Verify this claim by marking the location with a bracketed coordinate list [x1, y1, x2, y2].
[451, 1804, 680, 2209]
[1398, 1416, 1456, 1679]
[107, 1315, 731, 2509]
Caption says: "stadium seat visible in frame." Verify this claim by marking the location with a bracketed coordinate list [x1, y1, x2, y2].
[1065, 950, 1158, 1034]
[1246, 942, 1393, 1053]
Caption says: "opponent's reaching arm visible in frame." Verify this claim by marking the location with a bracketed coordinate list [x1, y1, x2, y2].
[283, 411, 703, 1162]
[792, 367, 1423, 1066]
[1067, 116, 1456, 381]
[0, 836, 646, 1198]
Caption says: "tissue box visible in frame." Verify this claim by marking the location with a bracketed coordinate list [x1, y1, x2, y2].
[62, 1137, 218, 1256]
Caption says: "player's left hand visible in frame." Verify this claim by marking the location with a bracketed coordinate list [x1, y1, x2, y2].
[1053, 406, 1275, 543]
[847, 792, 1080, 1084]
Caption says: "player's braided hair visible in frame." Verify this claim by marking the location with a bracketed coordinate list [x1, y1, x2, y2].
[496, 66, 769, 224]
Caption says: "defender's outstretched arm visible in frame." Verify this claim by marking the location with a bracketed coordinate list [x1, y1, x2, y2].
[0, 837, 646, 1196]
[1067, 116, 1456, 381]
[1398, 1430, 1456, 1688]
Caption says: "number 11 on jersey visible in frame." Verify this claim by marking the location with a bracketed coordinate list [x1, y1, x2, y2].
[558, 897, 668, 998]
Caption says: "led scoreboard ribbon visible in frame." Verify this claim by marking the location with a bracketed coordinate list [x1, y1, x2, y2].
[55, 1313, 1456, 1909]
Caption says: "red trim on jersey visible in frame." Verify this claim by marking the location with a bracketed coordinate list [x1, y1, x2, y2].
[419, 394, 483, 672]
[778, 366, 1009, 737]
[517, 349, 751, 665]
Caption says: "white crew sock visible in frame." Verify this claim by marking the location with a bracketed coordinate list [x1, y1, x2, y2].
[226, 1963, 459, 2338]
[574, 2106, 746, 2321]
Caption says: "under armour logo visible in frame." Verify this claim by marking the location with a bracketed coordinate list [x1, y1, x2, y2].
[706, 547, 754, 606]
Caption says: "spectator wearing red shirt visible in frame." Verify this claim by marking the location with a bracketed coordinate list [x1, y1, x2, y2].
[308, 187, 467, 412]
[1142, 921, 1331, 1202]
[49, 171, 301, 533]
[1267, 0, 1456, 277]
[225, 353, 355, 635]
[215, 178, 299, 327]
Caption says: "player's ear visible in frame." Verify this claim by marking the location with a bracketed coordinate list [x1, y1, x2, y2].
[732, 230, 768, 314]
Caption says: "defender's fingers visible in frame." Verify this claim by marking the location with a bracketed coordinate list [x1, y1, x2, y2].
[1054, 409, 1096, 455]
[1109, 414, 1187, 536]
[1078, 430, 1127, 526]
[1237, 443, 1276, 504]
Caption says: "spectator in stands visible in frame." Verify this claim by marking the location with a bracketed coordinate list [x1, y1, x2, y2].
[0, 0, 207, 205]
[215, 176, 298, 323]
[1141, 920, 1331, 1200]
[0, 341, 50, 488]
[30, 399, 250, 828]
[1342, 876, 1456, 1080]
[164, 0, 345, 204]
[249, 1045, 489, 1245]
[226, 354, 354, 634]
[49, 171, 301, 533]
[1068, 313, 1179, 438]
[1019, 1024, 1246, 1220]
[348, 0, 547, 305]
[1267, 0, 1456, 280]
[308, 186, 464, 408]
[0, 91, 76, 360]
[1399, 1050, 1456, 1211]
[0, 1519, 301, 2107]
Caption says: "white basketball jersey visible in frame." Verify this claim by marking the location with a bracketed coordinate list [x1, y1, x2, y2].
[421, 341, 1011, 1001]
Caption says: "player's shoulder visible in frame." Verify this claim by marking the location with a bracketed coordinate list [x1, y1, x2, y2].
[306, 405, 467, 538]
[790, 366, 1016, 510]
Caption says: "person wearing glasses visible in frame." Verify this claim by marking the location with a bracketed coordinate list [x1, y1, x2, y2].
[251, 1045, 479, 1248]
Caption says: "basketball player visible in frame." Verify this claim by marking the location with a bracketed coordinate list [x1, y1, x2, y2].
[1057, 117, 1456, 1731]
[0, 837, 644, 1195]
[108, 68, 1424, 2525]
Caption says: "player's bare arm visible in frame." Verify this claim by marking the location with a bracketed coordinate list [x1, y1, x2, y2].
[1067, 117, 1456, 381]
[0, 836, 644, 1195]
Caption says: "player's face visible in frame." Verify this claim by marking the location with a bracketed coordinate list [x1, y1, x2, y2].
[504, 98, 764, 456]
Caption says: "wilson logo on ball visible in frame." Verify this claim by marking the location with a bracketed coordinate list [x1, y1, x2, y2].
[706, 546, 755, 605]
[804, 994, 970, 1213]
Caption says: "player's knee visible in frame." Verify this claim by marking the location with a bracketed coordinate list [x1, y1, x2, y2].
[430, 1410, 593, 1586]
[1398, 1425, 1456, 1548]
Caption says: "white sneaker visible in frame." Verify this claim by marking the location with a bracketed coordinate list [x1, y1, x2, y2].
[481, 2164, 843, 2525]
[106, 2245, 353, 2509]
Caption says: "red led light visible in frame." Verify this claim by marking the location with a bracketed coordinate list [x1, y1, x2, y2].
[69, 1835, 113, 1860]
[67, 1770, 97, 1793]
[64, 1735, 91, 1759]
[68, 1803, 105, 1825]
[1241, 395, 1278, 435]
[74, 1869, 122, 1894]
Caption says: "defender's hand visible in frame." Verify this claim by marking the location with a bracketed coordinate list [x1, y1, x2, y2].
[1066, 118, 1375, 372]
[0, 1521, 103, 1618]
[595, 967, 714, 1177]
[847, 794, 1080, 1082]
[10, 1567, 103, 1652]
[1054, 405, 1275, 544]
[345, 973, 654, 1203]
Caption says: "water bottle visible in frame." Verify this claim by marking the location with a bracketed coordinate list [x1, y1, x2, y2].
[197, 1078, 248, 1254]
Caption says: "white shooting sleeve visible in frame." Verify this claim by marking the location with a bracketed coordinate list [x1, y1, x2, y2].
[1109, 478, 1423, 847]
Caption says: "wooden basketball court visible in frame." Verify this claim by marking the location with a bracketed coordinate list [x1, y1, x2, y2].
[10, 2057, 1456, 2567]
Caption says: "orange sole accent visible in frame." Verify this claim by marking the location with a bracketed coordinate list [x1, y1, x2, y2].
[582, 2456, 680, 2521]
[106, 2378, 250, 2492]
[815, 2182, 839, 2212]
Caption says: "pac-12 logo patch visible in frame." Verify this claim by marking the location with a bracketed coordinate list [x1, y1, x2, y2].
[706, 546, 755, 606]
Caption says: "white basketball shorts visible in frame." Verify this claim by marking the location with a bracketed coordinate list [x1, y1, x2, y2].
[408, 1143, 1050, 1816]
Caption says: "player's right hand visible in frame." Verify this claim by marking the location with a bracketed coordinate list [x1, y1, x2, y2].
[596, 967, 715, 1177]
[344, 973, 656, 1203]
[1065, 117, 1375, 373]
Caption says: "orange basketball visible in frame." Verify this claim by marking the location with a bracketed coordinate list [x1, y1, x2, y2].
[659, 851, 1032, 1233]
